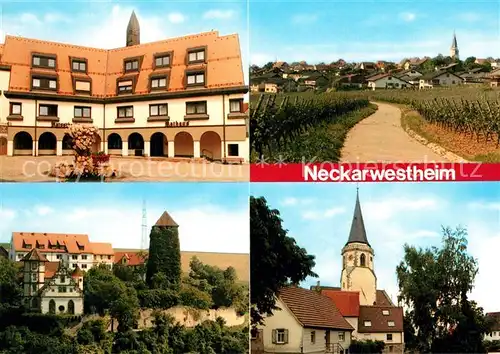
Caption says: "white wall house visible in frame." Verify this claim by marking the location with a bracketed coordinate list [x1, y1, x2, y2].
[367, 74, 411, 90]
[256, 287, 354, 354]
[419, 71, 464, 89]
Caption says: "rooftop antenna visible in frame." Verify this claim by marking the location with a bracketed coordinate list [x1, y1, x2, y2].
[141, 199, 148, 250]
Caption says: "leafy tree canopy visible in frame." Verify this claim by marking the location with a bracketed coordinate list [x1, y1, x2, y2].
[250, 196, 317, 327]
[397, 226, 490, 353]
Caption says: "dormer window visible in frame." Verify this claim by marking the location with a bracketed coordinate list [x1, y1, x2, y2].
[125, 59, 139, 72]
[382, 310, 390, 315]
[150, 76, 168, 91]
[32, 54, 56, 69]
[388, 321, 395, 327]
[364, 321, 372, 327]
[187, 48, 206, 64]
[71, 58, 87, 73]
[117, 79, 134, 94]
[154, 53, 172, 68]
[186, 71, 205, 87]
[32, 75, 57, 91]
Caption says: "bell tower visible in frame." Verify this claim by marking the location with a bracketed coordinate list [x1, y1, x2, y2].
[340, 189, 377, 306]
[450, 31, 459, 60]
[126, 11, 140, 47]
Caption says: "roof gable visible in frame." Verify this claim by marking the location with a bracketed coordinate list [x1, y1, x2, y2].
[278, 287, 353, 330]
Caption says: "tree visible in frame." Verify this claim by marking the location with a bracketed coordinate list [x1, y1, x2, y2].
[146, 225, 181, 291]
[397, 226, 489, 353]
[84, 264, 128, 315]
[0, 258, 22, 308]
[250, 196, 317, 327]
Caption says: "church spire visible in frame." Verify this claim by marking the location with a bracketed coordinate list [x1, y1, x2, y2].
[346, 188, 369, 246]
[126, 11, 140, 47]
[450, 31, 459, 59]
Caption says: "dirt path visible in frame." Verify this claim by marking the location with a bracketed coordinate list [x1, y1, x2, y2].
[340, 102, 448, 163]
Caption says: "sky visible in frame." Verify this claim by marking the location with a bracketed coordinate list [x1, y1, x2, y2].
[0, 183, 250, 254]
[250, 0, 500, 65]
[0, 0, 249, 82]
[251, 182, 500, 313]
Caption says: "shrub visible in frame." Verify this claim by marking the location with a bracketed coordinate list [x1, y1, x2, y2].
[179, 284, 213, 310]
[349, 339, 385, 353]
[138, 289, 179, 309]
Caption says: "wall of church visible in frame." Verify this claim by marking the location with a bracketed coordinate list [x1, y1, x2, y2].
[341, 267, 376, 306]
[40, 296, 83, 315]
[346, 317, 358, 338]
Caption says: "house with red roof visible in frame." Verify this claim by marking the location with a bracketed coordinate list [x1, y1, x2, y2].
[485, 312, 500, 342]
[254, 286, 354, 353]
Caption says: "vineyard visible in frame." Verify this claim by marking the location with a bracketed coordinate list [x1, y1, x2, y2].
[363, 88, 500, 160]
[250, 93, 374, 162]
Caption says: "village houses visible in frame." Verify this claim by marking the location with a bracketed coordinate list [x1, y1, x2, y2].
[0, 11, 248, 162]
[253, 192, 405, 354]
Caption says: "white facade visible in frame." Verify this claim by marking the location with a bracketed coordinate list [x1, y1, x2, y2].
[367, 76, 411, 90]
[419, 72, 463, 89]
[259, 298, 352, 354]
[39, 269, 84, 315]
[3, 91, 248, 161]
[485, 330, 500, 341]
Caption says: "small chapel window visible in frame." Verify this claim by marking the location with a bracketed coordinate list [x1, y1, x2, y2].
[360, 253, 366, 266]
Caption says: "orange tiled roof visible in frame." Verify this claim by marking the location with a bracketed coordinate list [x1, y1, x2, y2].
[12, 232, 111, 256]
[114, 251, 147, 266]
[279, 287, 354, 330]
[90, 242, 114, 255]
[321, 290, 360, 317]
[1, 30, 245, 98]
[44, 262, 60, 278]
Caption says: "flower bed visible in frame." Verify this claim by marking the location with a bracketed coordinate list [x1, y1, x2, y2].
[50, 124, 117, 181]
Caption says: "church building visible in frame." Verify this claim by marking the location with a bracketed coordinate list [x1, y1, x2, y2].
[450, 32, 459, 60]
[317, 191, 405, 353]
[0, 11, 248, 162]
[21, 248, 84, 315]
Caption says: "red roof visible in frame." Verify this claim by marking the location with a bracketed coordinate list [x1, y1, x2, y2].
[321, 290, 360, 317]
[279, 287, 354, 331]
[114, 251, 147, 266]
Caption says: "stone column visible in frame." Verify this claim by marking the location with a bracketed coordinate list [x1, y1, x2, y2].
[33, 141, 37, 156]
[194, 140, 201, 158]
[56, 141, 63, 156]
[168, 141, 174, 158]
[144, 141, 150, 157]
[7, 141, 13, 156]
[121, 144, 128, 157]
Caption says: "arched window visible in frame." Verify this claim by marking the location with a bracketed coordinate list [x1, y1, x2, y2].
[68, 300, 75, 314]
[360, 253, 366, 267]
[49, 299, 56, 314]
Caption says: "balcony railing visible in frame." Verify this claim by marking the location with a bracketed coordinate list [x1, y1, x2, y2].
[326, 343, 345, 353]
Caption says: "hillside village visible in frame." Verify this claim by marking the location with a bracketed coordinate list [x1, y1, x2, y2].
[250, 34, 500, 93]
[0, 211, 250, 353]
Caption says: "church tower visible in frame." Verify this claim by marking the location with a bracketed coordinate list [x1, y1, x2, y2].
[126, 11, 140, 47]
[22, 248, 47, 308]
[340, 189, 377, 306]
[450, 31, 459, 60]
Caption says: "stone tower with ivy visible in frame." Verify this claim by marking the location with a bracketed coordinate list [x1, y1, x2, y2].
[340, 189, 377, 306]
[145, 211, 182, 290]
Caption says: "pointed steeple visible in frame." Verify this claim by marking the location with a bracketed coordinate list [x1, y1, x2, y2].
[451, 31, 458, 49]
[155, 211, 178, 227]
[126, 11, 140, 47]
[346, 188, 369, 246]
